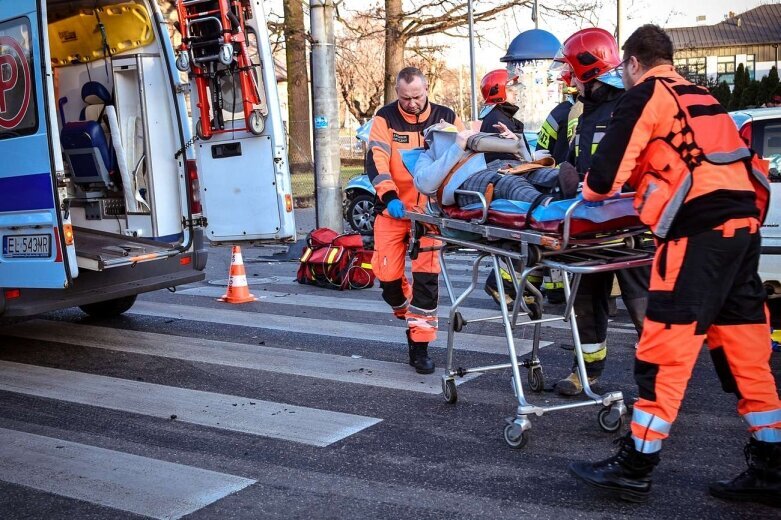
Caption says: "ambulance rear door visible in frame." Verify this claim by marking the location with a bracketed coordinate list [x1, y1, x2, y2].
[0, 0, 69, 289]
[185, 0, 296, 245]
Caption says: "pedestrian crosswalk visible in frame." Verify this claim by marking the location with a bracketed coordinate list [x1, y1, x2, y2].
[0, 251, 643, 518]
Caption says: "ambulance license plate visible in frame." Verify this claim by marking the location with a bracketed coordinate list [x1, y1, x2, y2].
[2, 234, 51, 259]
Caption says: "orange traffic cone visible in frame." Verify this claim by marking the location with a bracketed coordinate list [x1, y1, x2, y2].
[218, 246, 257, 304]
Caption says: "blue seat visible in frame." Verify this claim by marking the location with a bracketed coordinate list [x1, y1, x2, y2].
[60, 82, 115, 188]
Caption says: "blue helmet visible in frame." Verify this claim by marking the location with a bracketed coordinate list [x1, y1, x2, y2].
[501, 29, 561, 63]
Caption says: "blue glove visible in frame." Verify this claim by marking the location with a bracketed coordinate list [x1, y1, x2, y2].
[386, 199, 406, 219]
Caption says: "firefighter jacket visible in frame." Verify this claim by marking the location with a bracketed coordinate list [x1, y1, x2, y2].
[567, 84, 624, 174]
[582, 65, 770, 239]
[367, 100, 462, 213]
[479, 102, 529, 163]
[537, 99, 574, 164]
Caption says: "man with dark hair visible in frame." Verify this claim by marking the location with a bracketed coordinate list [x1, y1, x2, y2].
[368, 66, 463, 374]
[569, 24, 780, 507]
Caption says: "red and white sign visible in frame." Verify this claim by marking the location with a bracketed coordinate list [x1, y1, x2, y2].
[0, 36, 31, 130]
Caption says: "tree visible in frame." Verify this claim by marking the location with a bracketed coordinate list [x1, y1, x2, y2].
[757, 66, 779, 106]
[283, 0, 313, 175]
[375, 0, 534, 103]
[335, 13, 385, 123]
[741, 79, 760, 109]
[729, 63, 748, 110]
[710, 81, 731, 107]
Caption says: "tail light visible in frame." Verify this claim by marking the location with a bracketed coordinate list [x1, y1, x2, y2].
[739, 121, 753, 147]
[4, 289, 20, 299]
[63, 223, 74, 245]
[186, 160, 202, 214]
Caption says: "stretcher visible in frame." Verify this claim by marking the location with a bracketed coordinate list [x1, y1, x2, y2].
[406, 193, 654, 448]
[175, 0, 265, 138]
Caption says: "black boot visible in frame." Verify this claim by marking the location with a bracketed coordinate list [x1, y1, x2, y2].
[709, 438, 781, 508]
[570, 433, 660, 503]
[406, 330, 434, 374]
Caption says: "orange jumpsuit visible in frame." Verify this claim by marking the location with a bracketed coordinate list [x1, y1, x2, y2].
[367, 100, 463, 343]
[583, 65, 780, 452]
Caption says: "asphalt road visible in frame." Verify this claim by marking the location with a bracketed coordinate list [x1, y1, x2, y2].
[0, 208, 778, 519]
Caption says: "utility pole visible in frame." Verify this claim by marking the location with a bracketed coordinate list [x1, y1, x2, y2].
[467, 0, 478, 121]
[310, 0, 343, 232]
[616, 0, 625, 50]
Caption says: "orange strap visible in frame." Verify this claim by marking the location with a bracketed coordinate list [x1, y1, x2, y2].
[714, 217, 759, 237]
[436, 152, 477, 203]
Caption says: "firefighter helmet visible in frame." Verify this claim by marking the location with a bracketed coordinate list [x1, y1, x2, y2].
[480, 69, 511, 103]
[561, 28, 621, 83]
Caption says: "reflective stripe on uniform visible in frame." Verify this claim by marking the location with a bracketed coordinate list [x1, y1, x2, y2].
[581, 342, 606, 363]
[704, 149, 751, 164]
[743, 408, 781, 429]
[369, 139, 392, 156]
[632, 435, 663, 453]
[632, 408, 673, 435]
[372, 173, 392, 186]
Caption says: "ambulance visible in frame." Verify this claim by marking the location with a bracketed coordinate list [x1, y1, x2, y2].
[0, 0, 296, 318]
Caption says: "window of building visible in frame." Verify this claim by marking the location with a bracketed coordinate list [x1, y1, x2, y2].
[746, 54, 756, 80]
[674, 57, 707, 85]
[717, 56, 736, 85]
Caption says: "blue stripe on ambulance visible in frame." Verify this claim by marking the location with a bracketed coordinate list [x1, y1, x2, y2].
[0, 2, 68, 290]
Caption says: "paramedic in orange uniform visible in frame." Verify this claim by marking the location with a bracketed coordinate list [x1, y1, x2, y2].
[368, 67, 463, 374]
[569, 25, 781, 507]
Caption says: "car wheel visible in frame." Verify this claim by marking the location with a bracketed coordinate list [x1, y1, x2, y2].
[347, 193, 375, 235]
[79, 295, 137, 319]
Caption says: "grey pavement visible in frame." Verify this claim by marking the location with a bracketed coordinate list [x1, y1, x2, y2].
[0, 214, 778, 519]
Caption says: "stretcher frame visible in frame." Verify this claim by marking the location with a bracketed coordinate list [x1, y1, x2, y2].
[407, 192, 654, 448]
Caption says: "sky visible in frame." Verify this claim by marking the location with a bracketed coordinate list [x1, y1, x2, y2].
[264, 0, 773, 66]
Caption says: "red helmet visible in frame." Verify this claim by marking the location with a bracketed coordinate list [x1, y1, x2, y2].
[561, 28, 621, 83]
[480, 69, 510, 103]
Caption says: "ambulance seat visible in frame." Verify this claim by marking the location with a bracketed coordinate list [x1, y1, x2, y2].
[60, 82, 115, 188]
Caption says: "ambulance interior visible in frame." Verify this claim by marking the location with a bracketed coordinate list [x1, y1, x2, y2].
[47, 0, 269, 271]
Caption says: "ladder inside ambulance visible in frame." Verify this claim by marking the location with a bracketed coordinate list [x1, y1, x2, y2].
[175, 0, 265, 139]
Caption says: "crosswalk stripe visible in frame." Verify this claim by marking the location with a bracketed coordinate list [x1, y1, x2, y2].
[129, 301, 549, 355]
[176, 286, 635, 335]
[179, 286, 500, 318]
[0, 360, 380, 447]
[2, 320, 478, 394]
[0, 427, 254, 520]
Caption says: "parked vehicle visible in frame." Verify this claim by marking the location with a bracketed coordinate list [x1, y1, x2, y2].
[0, 0, 295, 318]
[731, 107, 781, 285]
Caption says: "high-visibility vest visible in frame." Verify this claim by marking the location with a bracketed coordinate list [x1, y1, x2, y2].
[632, 76, 770, 238]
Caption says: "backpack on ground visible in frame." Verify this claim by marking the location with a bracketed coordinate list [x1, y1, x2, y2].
[296, 228, 375, 290]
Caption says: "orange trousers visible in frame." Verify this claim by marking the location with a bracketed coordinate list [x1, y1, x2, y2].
[372, 214, 441, 343]
[631, 218, 781, 453]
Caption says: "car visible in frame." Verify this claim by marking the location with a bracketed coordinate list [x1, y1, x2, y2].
[731, 107, 781, 323]
[343, 127, 539, 235]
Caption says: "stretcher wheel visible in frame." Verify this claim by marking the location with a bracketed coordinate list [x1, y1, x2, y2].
[597, 406, 624, 433]
[248, 110, 265, 135]
[175, 51, 190, 72]
[219, 43, 234, 65]
[442, 378, 458, 404]
[503, 423, 529, 449]
[528, 366, 544, 393]
[195, 120, 212, 141]
[452, 312, 465, 332]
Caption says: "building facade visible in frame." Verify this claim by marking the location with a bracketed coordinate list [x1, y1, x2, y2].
[667, 4, 781, 87]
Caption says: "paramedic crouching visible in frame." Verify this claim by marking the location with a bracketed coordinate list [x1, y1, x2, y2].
[568, 24, 781, 506]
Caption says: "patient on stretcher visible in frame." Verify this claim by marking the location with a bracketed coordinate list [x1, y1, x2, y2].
[411, 122, 579, 210]
[407, 122, 642, 235]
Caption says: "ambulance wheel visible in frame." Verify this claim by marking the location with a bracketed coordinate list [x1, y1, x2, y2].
[504, 424, 529, 449]
[248, 110, 265, 135]
[598, 406, 624, 433]
[196, 120, 212, 141]
[442, 378, 458, 404]
[79, 295, 137, 319]
[528, 366, 544, 393]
